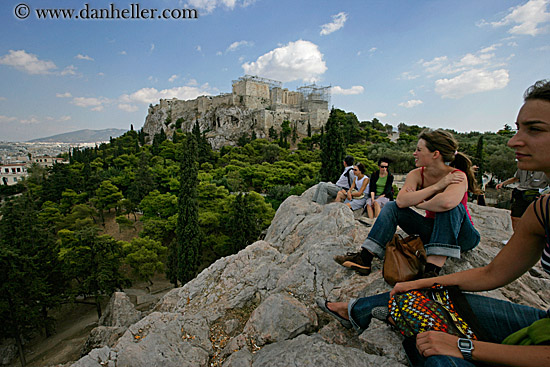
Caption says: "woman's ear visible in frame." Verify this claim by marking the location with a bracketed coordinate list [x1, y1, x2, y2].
[432, 150, 441, 160]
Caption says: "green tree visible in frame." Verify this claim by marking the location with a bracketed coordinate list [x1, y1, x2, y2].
[227, 193, 260, 254]
[94, 180, 124, 224]
[172, 134, 201, 286]
[320, 108, 345, 182]
[475, 135, 484, 184]
[123, 237, 167, 285]
[58, 228, 129, 318]
[268, 126, 278, 140]
[1, 194, 68, 366]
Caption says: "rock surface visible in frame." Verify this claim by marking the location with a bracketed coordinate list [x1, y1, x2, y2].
[68, 185, 550, 367]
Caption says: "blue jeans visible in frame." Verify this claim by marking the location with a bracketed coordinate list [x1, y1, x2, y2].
[362, 201, 480, 259]
[349, 292, 549, 366]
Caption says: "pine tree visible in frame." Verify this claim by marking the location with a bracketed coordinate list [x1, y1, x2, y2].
[307, 121, 312, 137]
[320, 108, 345, 182]
[174, 134, 201, 286]
[227, 193, 258, 254]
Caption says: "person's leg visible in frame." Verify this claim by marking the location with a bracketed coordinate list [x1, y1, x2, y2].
[373, 201, 381, 218]
[312, 182, 340, 204]
[425, 356, 475, 367]
[464, 293, 547, 343]
[335, 189, 346, 202]
[362, 201, 434, 259]
[347, 292, 391, 332]
[424, 203, 480, 259]
[366, 203, 374, 218]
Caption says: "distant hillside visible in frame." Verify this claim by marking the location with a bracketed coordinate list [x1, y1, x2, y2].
[28, 129, 127, 143]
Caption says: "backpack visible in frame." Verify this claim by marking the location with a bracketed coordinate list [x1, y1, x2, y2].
[388, 284, 488, 340]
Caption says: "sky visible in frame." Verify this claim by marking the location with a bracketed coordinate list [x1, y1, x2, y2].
[0, 0, 549, 142]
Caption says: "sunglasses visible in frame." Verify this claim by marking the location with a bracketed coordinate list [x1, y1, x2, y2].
[380, 165, 389, 168]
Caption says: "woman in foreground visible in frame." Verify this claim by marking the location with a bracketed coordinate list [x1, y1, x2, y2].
[321, 80, 550, 367]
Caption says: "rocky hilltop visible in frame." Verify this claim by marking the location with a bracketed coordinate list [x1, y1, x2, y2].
[69, 186, 550, 367]
[142, 75, 330, 150]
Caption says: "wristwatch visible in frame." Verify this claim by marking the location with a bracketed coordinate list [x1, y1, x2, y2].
[457, 338, 474, 361]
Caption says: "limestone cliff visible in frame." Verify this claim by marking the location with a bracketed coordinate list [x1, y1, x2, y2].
[69, 186, 550, 367]
[142, 76, 330, 150]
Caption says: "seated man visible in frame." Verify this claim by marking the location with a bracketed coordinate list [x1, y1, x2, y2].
[312, 155, 355, 205]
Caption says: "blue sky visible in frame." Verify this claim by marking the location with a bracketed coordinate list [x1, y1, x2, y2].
[1, 0, 549, 141]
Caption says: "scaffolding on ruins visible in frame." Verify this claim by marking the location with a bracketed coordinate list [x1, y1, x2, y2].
[232, 75, 282, 90]
[298, 84, 331, 105]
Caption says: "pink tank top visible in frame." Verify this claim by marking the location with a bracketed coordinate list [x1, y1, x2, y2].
[421, 167, 473, 223]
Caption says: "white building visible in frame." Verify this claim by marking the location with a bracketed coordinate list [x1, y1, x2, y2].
[32, 155, 66, 168]
[1, 163, 28, 186]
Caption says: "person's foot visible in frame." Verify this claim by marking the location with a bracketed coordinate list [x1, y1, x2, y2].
[316, 299, 352, 329]
[333, 252, 371, 275]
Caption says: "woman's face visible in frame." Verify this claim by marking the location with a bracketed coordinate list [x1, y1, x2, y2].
[508, 99, 550, 175]
[413, 139, 433, 167]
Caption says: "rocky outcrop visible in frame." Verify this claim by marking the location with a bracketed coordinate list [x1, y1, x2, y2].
[68, 185, 550, 367]
[80, 292, 142, 356]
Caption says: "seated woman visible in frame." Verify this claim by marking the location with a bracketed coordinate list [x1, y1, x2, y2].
[335, 163, 369, 211]
[365, 157, 394, 219]
[335, 129, 480, 277]
[321, 80, 550, 367]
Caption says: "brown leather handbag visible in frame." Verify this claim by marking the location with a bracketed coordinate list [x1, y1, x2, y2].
[383, 234, 426, 286]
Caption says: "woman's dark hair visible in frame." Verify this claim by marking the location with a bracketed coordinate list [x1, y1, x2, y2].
[418, 129, 480, 194]
[524, 80, 550, 102]
[378, 157, 392, 166]
[355, 162, 366, 174]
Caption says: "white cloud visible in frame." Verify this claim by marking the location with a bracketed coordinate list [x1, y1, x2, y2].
[0, 50, 56, 75]
[60, 65, 78, 76]
[409, 89, 416, 96]
[374, 112, 387, 118]
[488, 0, 550, 36]
[0, 115, 17, 123]
[185, 0, 256, 14]
[399, 99, 423, 108]
[196, 45, 202, 52]
[118, 103, 139, 112]
[59, 115, 71, 121]
[148, 76, 158, 83]
[75, 54, 94, 61]
[169, 74, 179, 82]
[0, 96, 6, 101]
[119, 51, 127, 55]
[226, 40, 254, 52]
[435, 69, 509, 99]
[20, 116, 40, 124]
[320, 12, 348, 35]
[331, 85, 364, 95]
[400, 71, 420, 80]
[242, 40, 327, 83]
[480, 44, 501, 53]
[150, 43, 155, 53]
[98, 72, 105, 76]
[71, 96, 110, 111]
[56, 92, 72, 98]
[120, 85, 212, 105]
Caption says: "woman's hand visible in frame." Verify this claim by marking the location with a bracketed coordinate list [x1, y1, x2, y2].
[347, 191, 352, 200]
[433, 171, 464, 191]
[416, 331, 462, 359]
[390, 280, 421, 297]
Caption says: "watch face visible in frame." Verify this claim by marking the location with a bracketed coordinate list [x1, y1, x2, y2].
[458, 339, 472, 349]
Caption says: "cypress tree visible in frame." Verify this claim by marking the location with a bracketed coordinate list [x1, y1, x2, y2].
[227, 193, 258, 254]
[320, 108, 345, 182]
[174, 134, 201, 286]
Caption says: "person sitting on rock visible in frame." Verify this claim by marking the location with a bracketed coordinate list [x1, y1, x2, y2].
[365, 157, 394, 219]
[334, 163, 369, 211]
[496, 168, 549, 231]
[312, 155, 355, 205]
[318, 79, 550, 367]
[334, 129, 481, 278]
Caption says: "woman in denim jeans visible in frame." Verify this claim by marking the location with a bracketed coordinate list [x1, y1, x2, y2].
[321, 80, 550, 366]
[335, 128, 481, 277]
